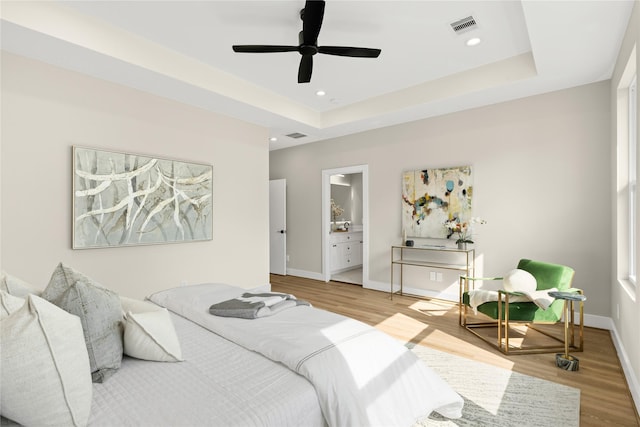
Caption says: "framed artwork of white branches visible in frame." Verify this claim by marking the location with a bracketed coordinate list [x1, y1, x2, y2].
[73, 146, 213, 249]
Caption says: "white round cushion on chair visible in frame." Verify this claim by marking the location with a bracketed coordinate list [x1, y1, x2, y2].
[503, 268, 537, 294]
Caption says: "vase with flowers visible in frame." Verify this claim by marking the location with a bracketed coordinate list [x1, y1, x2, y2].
[444, 217, 487, 249]
[330, 199, 344, 230]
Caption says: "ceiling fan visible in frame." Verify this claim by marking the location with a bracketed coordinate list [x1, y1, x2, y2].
[232, 0, 381, 84]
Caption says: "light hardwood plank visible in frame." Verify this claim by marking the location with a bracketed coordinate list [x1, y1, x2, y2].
[271, 274, 640, 427]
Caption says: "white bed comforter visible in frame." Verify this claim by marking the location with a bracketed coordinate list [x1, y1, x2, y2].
[148, 283, 463, 427]
[89, 311, 325, 427]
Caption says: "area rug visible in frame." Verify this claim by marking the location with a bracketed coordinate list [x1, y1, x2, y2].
[410, 344, 580, 427]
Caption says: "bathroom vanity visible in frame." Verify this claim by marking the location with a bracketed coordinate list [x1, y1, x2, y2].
[330, 231, 363, 273]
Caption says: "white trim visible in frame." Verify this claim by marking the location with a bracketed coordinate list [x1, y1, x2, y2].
[365, 279, 460, 301]
[286, 268, 324, 281]
[580, 313, 616, 330]
[611, 322, 640, 416]
[321, 165, 369, 285]
[628, 75, 637, 284]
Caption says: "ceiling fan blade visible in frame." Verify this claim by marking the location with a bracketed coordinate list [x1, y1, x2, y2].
[302, 0, 325, 46]
[232, 0, 381, 84]
[318, 46, 381, 58]
[298, 55, 313, 83]
[232, 45, 299, 53]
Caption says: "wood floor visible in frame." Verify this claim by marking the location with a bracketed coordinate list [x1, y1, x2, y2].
[270, 274, 640, 427]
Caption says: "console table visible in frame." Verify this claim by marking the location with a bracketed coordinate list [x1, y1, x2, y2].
[390, 245, 475, 299]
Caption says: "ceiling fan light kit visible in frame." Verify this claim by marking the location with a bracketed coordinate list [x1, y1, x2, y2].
[232, 0, 381, 84]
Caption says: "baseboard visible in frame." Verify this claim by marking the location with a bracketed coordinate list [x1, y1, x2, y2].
[285, 268, 325, 281]
[610, 323, 640, 416]
[365, 279, 459, 301]
[363, 279, 392, 293]
[582, 313, 613, 330]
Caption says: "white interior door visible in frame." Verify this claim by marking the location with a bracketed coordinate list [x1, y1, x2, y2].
[269, 179, 287, 275]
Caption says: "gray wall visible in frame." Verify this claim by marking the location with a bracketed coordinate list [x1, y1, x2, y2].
[1, 52, 270, 299]
[271, 81, 612, 318]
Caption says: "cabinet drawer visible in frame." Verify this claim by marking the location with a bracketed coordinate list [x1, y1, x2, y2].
[330, 232, 362, 244]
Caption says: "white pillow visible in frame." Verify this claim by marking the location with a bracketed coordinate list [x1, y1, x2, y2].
[0, 294, 92, 427]
[124, 308, 183, 362]
[120, 295, 157, 314]
[0, 290, 24, 319]
[503, 268, 537, 294]
[0, 271, 41, 297]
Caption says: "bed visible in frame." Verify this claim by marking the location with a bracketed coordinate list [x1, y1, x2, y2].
[89, 306, 325, 426]
[1, 267, 463, 427]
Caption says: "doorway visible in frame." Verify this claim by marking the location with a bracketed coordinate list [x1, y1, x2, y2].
[321, 165, 369, 286]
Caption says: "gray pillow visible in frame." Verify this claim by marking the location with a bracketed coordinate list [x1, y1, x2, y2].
[41, 263, 123, 383]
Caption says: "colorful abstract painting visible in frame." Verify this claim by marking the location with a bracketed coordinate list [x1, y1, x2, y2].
[73, 146, 213, 248]
[402, 166, 473, 238]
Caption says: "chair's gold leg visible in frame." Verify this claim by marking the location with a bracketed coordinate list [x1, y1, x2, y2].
[579, 290, 584, 351]
[497, 292, 503, 350]
[504, 293, 510, 354]
[569, 300, 575, 348]
[390, 249, 393, 300]
[563, 300, 570, 357]
[566, 291, 586, 352]
[460, 276, 470, 327]
[459, 276, 463, 326]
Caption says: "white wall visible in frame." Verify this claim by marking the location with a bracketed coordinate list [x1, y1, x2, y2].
[610, 0, 640, 413]
[1, 52, 270, 299]
[271, 81, 612, 318]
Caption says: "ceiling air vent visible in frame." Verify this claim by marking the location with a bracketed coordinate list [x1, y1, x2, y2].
[286, 132, 307, 139]
[450, 16, 477, 34]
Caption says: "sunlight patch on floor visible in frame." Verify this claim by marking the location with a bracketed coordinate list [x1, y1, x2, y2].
[375, 312, 430, 337]
[408, 299, 455, 317]
[418, 329, 516, 371]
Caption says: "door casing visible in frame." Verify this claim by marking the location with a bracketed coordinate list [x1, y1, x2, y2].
[321, 165, 369, 284]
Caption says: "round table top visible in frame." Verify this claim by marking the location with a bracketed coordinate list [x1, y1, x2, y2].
[548, 291, 586, 302]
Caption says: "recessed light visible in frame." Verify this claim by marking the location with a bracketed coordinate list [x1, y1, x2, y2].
[466, 37, 481, 46]
[316, 90, 326, 96]
[269, 137, 278, 142]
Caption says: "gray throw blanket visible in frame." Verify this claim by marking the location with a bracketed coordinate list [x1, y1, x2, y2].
[209, 292, 310, 319]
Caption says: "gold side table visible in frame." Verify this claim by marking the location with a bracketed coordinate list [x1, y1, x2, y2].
[548, 290, 587, 371]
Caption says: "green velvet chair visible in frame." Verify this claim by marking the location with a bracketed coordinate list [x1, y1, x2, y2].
[459, 259, 584, 354]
